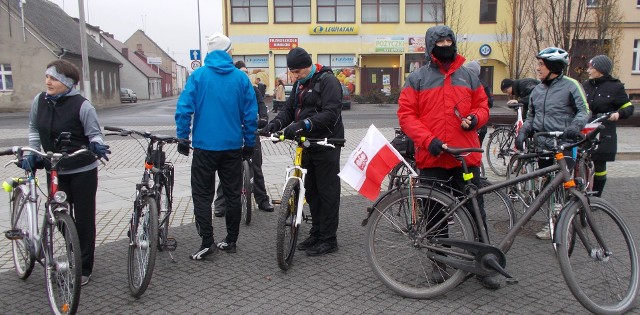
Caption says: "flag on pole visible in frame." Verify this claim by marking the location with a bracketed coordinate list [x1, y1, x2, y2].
[339, 124, 414, 201]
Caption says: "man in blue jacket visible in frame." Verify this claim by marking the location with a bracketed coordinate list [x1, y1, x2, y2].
[175, 33, 257, 259]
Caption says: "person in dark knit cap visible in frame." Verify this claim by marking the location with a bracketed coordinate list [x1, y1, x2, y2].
[500, 77, 539, 119]
[582, 54, 634, 197]
[263, 47, 344, 257]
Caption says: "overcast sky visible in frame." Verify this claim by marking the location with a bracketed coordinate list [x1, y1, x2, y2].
[47, 0, 224, 67]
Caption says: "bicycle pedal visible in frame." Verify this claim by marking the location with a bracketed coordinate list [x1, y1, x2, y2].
[161, 237, 177, 251]
[272, 199, 281, 205]
[4, 229, 22, 240]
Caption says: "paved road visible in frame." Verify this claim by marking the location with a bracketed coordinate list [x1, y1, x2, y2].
[0, 103, 639, 314]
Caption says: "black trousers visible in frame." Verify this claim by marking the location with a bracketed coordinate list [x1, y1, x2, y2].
[53, 168, 98, 277]
[191, 149, 242, 246]
[302, 148, 341, 245]
[214, 136, 270, 210]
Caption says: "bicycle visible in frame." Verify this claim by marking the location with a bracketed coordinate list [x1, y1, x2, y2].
[485, 103, 525, 177]
[104, 126, 190, 298]
[2, 143, 93, 315]
[260, 132, 345, 271]
[364, 126, 639, 314]
[240, 156, 253, 225]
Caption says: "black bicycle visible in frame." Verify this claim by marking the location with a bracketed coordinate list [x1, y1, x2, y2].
[104, 126, 189, 298]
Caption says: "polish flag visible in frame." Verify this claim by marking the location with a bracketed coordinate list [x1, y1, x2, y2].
[339, 125, 415, 201]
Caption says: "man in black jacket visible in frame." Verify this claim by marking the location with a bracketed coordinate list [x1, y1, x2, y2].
[500, 78, 539, 119]
[264, 47, 344, 256]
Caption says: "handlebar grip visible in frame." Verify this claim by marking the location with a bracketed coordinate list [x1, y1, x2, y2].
[586, 124, 605, 142]
[104, 126, 122, 132]
[0, 147, 14, 156]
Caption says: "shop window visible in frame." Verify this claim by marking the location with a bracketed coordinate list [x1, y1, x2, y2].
[231, 0, 268, 23]
[318, 54, 356, 94]
[479, 0, 497, 23]
[275, 0, 310, 23]
[362, 0, 399, 23]
[317, 0, 355, 23]
[633, 40, 640, 73]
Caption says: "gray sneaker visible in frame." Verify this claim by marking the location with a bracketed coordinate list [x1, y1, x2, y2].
[81, 274, 91, 286]
[190, 246, 217, 260]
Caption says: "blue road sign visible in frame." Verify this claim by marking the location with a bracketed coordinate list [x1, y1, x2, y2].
[190, 50, 201, 61]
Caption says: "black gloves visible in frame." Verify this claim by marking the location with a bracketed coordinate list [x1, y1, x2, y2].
[257, 118, 268, 129]
[428, 138, 444, 157]
[242, 146, 254, 160]
[563, 125, 583, 141]
[461, 115, 478, 131]
[20, 155, 43, 171]
[89, 142, 111, 161]
[177, 142, 190, 156]
[515, 131, 527, 151]
[284, 121, 306, 140]
[264, 120, 282, 134]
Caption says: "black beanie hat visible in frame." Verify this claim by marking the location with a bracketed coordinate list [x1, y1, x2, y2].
[287, 47, 312, 70]
[500, 79, 514, 92]
[589, 55, 613, 76]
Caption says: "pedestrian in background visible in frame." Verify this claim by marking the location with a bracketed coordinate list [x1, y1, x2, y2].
[175, 33, 257, 259]
[273, 79, 286, 113]
[255, 77, 267, 98]
[464, 60, 494, 145]
[26, 59, 110, 286]
[263, 47, 344, 256]
[582, 55, 634, 197]
[500, 77, 539, 119]
[397, 25, 495, 289]
[214, 61, 274, 218]
[515, 47, 590, 240]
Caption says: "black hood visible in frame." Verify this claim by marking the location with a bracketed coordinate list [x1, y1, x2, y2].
[425, 25, 457, 62]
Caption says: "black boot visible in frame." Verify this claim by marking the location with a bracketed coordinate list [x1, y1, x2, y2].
[592, 177, 606, 198]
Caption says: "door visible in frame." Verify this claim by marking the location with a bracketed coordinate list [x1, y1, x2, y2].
[360, 67, 400, 95]
[480, 66, 494, 94]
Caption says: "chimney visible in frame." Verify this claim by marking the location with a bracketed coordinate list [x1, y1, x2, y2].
[122, 47, 129, 58]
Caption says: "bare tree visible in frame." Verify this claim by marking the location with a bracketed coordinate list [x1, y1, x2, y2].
[444, 0, 469, 58]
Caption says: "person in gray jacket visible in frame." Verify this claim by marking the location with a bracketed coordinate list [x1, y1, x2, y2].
[515, 47, 590, 240]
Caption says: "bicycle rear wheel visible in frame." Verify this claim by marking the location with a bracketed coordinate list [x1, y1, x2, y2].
[478, 179, 516, 246]
[276, 178, 300, 271]
[486, 127, 515, 177]
[556, 197, 639, 314]
[44, 210, 82, 315]
[10, 187, 35, 279]
[241, 160, 253, 225]
[365, 187, 476, 298]
[128, 196, 159, 298]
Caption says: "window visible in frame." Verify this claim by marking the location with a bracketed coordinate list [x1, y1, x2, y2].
[274, 0, 310, 23]
[0, 64, 13, 91]
[362, 0, 399, 23]
[586, 0, 599, 7]
[633, 40, 640, 73]
[318, 0, 355, 23]
[406, 0, 443, 23]
[231, 0, 268, 23]
[479, 0, 497, 23]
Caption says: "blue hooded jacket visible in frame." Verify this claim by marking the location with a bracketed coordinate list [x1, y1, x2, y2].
[175, 50, 257, 150]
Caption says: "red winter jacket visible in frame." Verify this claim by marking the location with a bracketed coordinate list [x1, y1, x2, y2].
[398, 55, 489, 169]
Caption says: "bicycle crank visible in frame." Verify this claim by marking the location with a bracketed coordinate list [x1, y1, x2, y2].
[429, 239, 513, 279]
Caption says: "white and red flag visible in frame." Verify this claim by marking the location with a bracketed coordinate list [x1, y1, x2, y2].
[339, 125, 416, 201]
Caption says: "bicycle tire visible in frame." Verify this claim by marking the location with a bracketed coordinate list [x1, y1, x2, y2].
[556, 197, 639, 314]
[486, 127, 515, 177]
[128, 196, 159, 298]
[276, 178, 300, 271]
[241, 160, 253, 225]
[157, 165, 174, 249]
[44, 210, 82, 315]
[10, 187, 35, 279]
[365, 187, 476, 299]
[478, 179, 516, 246]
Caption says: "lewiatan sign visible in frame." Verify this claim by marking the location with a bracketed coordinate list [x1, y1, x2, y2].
[309, 25, 359, 35]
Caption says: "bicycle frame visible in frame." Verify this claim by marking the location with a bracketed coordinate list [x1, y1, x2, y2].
[282, 145, 307, 228]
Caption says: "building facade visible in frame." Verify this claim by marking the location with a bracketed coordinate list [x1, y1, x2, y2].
[222, 0, 511, 97]
[125, 30, 178, 97]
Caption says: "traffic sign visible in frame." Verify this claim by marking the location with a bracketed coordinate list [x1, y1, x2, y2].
[190, 49, 201, 61]
[191, 60, 201, 70]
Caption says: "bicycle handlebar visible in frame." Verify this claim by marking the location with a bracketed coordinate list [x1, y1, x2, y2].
[104, 126, 191, 145]
[532, 124, 605, 150]
[259, 131, 345, 148]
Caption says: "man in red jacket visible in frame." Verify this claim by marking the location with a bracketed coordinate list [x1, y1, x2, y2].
[397, 25, 499, 289]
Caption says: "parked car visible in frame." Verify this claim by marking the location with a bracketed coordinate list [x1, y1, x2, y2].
[120, 88, 137, 103]
[277, 84, 351, 111]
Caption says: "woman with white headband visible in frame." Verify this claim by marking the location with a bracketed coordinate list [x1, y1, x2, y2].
[24, 59, 110, 286]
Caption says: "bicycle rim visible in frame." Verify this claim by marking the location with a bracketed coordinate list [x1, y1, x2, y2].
[276, 179, 300, 271]
[486, 128, 514, 177]
[556, 197, 639, 314]
[45, 211, 82, 315]
[241, 160, 252, 225]
[365, 187, 476, 299]
[10, 188, 35, 279]
[128, 196, 159, 298]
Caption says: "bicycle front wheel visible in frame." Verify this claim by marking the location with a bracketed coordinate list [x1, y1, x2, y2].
[486, 127, 515, 177]
[128, 196, 159, 298]
[157, 164, 174, 249]
[44, 210, 82, 315]
[241, 160, 253, 225]
[10, 187, 35, 279]
[365, 187, 476, 299]
[556, 197, 639, 314]
[276, 178, 300, 271]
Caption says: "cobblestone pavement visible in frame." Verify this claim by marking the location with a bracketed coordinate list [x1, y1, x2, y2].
[0, 124, 639, 314]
